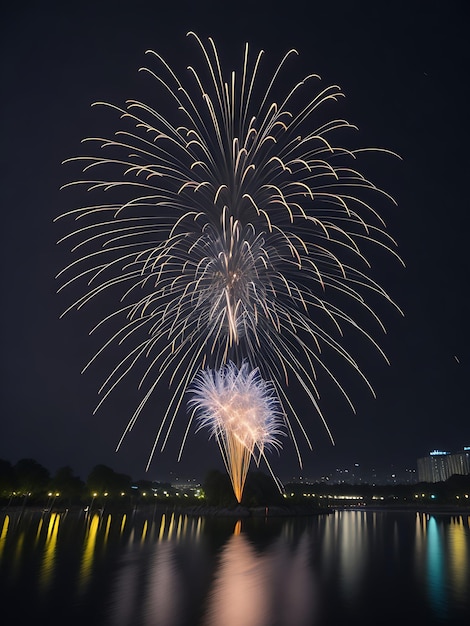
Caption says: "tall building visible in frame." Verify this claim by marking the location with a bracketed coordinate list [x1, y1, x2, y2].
[417, 447, 470, 483]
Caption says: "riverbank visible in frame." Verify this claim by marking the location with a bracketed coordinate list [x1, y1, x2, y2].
[344, 504, 470, 515]
[179, 503, 332, 517]
[1, 502, 330, 518]
[3, 502, 470, 518]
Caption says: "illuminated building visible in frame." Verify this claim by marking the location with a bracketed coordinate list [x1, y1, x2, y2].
[417, 447, 470, 483]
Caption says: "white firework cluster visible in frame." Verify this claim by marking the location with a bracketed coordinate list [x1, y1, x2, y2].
[189, 362, 283, 454]
[189, 362, 284, 501]
[57, 32, 401, 479]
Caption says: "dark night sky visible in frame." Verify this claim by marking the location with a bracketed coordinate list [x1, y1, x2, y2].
[1, 0, 468, 484]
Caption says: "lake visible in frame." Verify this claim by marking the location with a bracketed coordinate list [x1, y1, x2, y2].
[0, 507, 469, 625]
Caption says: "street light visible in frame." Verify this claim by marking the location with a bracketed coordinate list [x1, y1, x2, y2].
[46, 492, 60, 512]
[85, 492, 98, 515]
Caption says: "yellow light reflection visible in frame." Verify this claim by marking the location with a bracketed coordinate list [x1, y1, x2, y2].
[176, 515, 183, 540]
[141, 520, 148, 544]
[104, 514, 112, 544]
[448, 516, 468, 602]
[158, 514, 166, 542]
[0, 515, 9, 560]
[195, 516, 203, 539]
[167, 513, 175, 540]
[39, 513, 60, 591]
[414, 512, 426, 567]
[35, 517, 44, 545]
[78, 513, 100, 592]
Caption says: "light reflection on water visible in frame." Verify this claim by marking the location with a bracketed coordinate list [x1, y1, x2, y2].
[203, 529, 316, 626]
[79, 512, 100, 593]
[448, 516, 469, 602]
[426, 515, 446, 617]
[39, 512, 59, 592]
[0, 508, 469, 625]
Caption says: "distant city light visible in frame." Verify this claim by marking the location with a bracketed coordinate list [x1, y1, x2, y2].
[429, 450, 449, 456]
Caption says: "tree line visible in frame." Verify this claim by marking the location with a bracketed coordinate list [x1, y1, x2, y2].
[0, 458, 286, 508]
[4, 457, 468, 509]
[0, 457, 176, 506]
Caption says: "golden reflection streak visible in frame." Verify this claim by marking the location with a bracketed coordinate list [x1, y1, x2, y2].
[78, 513, 100, 592]
[158, 514, 166, 541]
[104, 514, 112, 544]
[448, 516, 468, 600]
[141, 519, 148, 543]
[39, 513, 60, 591]
[167, 513, 175, 539]
[414, 512, 427, 581]
[176, 514, 183, 540]
[35, 516, 44, 545]
[195, 516, 203, 538]
[120, 513, 127, 535]
[0, 515, 9, 560]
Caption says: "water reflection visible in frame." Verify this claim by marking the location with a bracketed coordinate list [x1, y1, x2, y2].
[109, 512, 205, 626]
[337, 510, 368, 603]
[78, 513, 100, 592]
[144, 542, 183, 625]
[127, 518, 318, 626]
[204, 528, 272, 626]
[448, 516, 468, 601]
[426, 516, 446, 617]
[0, 509, 469, 625]
[0, 515, 8, 559]
[411, 513, 470, 620]
[39, 512, 59, 591]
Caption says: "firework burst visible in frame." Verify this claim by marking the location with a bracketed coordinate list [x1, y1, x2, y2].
[188, 361, 284, 501]
[57, 32, 401, 470]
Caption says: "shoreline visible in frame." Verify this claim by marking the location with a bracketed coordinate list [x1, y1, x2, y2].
[3, 502, 470, 518]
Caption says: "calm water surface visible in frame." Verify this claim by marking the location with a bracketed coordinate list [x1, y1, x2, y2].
[0, 507, 469, 625]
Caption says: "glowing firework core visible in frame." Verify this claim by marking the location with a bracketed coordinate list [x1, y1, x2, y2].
[189, 362, 283, 502]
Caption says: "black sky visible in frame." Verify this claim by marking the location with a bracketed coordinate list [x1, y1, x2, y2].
[1, 0, 468, 483]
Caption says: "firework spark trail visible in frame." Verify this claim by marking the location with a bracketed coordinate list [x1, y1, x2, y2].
[57, 32, 402, 470]
[188, 362, 284, 502]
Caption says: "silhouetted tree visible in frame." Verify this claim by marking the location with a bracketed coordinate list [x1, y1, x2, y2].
[86, 464, 132, 496]
[242, 471, 283, 506]
[203, 469, 236, 506]
[0, 459, 15, 497]
[14, 458, 50, 496]
[50, 466, 84, 504]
